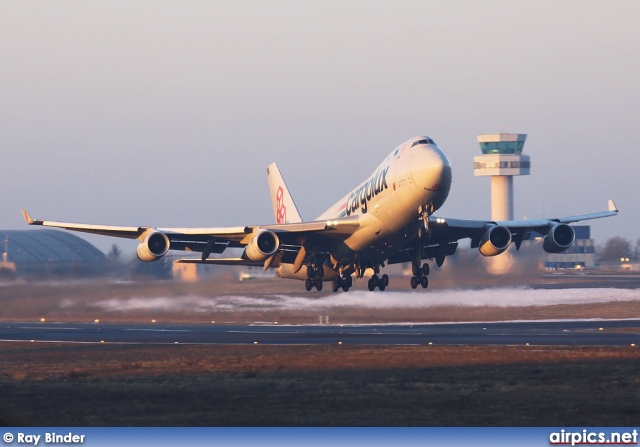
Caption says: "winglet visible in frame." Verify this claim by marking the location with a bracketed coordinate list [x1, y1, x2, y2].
[21, 209, 36, 225]
[608, 200, 619, 213]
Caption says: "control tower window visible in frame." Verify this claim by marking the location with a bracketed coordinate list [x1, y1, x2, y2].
[480, 141, 525, 155]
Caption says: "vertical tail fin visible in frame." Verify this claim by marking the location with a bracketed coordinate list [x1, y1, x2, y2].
[267, 163, 303, 224]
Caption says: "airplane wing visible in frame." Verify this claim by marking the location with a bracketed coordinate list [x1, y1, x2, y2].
[22, 199, 617, 270]
[387, 200, 619, 267]
[21, 209, 360, 260]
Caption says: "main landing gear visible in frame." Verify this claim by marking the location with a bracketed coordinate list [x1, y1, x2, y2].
[305, 277, 323, 291]
[305, 264, 325, 291]
[364, 264, 389, 291]
[331, 275, 353, 292]
[410, 263, 429, 289]
[303, 261, 391, 293]
[368, 274, 389, 291]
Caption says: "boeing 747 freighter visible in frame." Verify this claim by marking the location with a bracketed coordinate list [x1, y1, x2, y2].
[22, 136, 618, 292]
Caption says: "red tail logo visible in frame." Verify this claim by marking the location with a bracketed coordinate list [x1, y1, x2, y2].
[276, 186, 287, 224]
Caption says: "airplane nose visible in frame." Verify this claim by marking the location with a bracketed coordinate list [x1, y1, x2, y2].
[410, 146, 452, 205]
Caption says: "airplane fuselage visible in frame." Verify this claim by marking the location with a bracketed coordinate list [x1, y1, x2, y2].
[276, 137, 452, 280]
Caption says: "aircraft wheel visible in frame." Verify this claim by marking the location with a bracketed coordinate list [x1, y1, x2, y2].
[342, 285, 349, 292]
[410, 276, 418, 289]
[315, 278, 323, 291]
[421, 275, 429, 289]
[306, 267, 314, 279]
[331, 280, 340, 293]
[305, 278, 313, 291]
[378, 281, 386, 291]
[368, 278, 376, 291]
[422, 264, 430, 276]
[346, 275, 353, 287]
[412, 263, 420, 276]
[381, 274, 389, 287]
[316, 266, 324, 279]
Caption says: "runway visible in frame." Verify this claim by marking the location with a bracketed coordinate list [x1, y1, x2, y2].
[2, 319, 640, 346]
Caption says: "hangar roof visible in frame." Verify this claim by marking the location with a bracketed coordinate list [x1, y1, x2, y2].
[0, 230, 106, 263]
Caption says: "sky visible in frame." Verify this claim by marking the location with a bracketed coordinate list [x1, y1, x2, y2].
[1, 0, 639, 254]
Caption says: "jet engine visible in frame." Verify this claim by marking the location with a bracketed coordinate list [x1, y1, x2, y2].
[244, 229, 280, 261]
[478, 225, 512, 257]
[136, 231, 171, 262]
[543, 223, 575, 253]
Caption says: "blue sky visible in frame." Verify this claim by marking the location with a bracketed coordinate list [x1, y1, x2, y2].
[1, 1, 638, 252]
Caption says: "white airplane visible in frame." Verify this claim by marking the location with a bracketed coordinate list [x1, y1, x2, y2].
[22, 136, 618, 292]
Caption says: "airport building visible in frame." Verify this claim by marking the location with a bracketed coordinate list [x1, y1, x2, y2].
[545, 226, 595, 269]
[0, 229, 218, 281]
[0, 229, 106, 278]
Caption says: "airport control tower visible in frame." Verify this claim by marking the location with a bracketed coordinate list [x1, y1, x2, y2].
[473, 133, 529, 221]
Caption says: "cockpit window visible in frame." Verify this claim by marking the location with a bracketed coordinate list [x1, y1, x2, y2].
[411, 138, 435, 147]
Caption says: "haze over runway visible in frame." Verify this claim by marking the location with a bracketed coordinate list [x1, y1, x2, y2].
[1, 1, 638, 253]
[89, 286, 640, 313]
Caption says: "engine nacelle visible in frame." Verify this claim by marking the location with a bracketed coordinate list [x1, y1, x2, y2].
[543, 223, 575, 253]
[478, 225, 512, 257]
[136, 231, 171, 262]
[244, 229, 280, 261]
